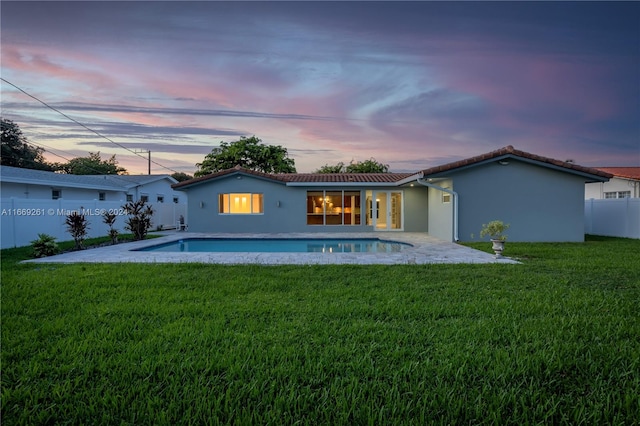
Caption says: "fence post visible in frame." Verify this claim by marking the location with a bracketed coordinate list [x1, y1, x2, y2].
[585, 199, 593, 234]
[625, 196, 630, 237]
[11, 197, 17, 248]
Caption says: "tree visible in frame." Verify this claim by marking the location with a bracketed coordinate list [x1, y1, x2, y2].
[195, 136, 296, 177]
[1, 118, 55, 170]
[314, 158, 389, 173]
[56, 152, 127, 175]
[346, 158, 389, 173]
[315, 162, 346, 173]
[171, 172, 193, 182]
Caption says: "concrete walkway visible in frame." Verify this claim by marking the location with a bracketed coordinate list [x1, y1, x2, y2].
[24, 232, 519, 265]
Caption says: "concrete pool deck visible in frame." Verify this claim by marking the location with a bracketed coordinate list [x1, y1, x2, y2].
[23, 232, 519, 265]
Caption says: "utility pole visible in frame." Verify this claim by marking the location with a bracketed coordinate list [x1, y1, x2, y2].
[134, 149, 151, 175]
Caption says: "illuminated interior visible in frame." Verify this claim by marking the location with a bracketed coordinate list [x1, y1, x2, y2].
[307, 190, 361, 225]
[219, 193, 264, 214]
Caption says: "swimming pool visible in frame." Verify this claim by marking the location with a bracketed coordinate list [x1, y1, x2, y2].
[135, 238, 411, 253]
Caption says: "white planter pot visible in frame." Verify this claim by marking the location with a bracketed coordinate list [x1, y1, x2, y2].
[491, 239, 505, 259]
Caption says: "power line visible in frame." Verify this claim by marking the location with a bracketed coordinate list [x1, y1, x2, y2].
[5, 136, 151, 185]
[3, 118, 153, 180]
[1, 78, 181, 174]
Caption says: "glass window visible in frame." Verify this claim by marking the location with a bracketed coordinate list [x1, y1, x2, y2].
[52, 189, 61, 200]
[219, 193, 263, 214]
[252, 193, 263, 214]
[141, 195, 149, 203]
[126, 194, 133, 202]
[157, 195, 164, 203]
[99, 192, 106, 201]
[307, 190, 361, 226]
[307, 191, 325, 225]
[604, 191, 632, 199]
[326, 191, 342, 225]
[344, 191, 361, 225]
[173, 197, 179, 204]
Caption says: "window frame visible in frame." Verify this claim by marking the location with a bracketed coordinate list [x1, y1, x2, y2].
[307, 190, 362, 226]
[604, 191, 631, 199]
[218, 193, 264, 215]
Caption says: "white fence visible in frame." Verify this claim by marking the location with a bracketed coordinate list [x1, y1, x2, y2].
[585, 198, 640, 239]
[1, 198, 187, 249]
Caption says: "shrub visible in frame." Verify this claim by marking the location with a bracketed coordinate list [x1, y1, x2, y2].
[480, 220, 510, 241]
[65, 211, 90, 250]
[30, 233, 60, 258]
[102, 211, 119, 245]
[123, 200, 154, 240]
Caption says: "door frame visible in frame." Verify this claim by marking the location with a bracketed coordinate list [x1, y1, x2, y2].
[371, 190, 404, 231]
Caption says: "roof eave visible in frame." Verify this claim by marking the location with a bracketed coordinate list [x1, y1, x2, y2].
[1, 177, 125, 191]
[285, 181, 403, 187]
[423, 154, 611, 182]
[172, 170, 287, 190]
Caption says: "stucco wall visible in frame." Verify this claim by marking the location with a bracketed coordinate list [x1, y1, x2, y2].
[585, 177, 639, 199]
[1, 182, 126, 201]
[424, 179, 454, 241]
[128, 180, 185, 204]
[452, 160, 587, 242]
[401, 186, 429, 232]
[179, 176, 430, 234]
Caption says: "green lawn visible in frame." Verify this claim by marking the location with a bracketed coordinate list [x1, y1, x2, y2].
[2, 236, 639, 425]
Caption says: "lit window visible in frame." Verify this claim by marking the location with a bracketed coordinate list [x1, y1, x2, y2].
[218, 193, 264, 214]
[307, 190, 361, 225]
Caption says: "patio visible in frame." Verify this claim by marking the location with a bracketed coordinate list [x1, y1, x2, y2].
[23, 232, 518, 265]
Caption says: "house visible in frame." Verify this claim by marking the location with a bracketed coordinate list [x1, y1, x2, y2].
[0, 165, 185, 204]
[0, 165, 187, 248]
[173, 146, 611, 242]
[585, 167, 640, 199]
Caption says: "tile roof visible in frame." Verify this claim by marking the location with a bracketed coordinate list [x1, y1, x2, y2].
[172, 166, 290, 189]
[173, 146, 613, 189]
[420, 145, 613, 179]
[593, 167, 640, 180]
[284, 172, 415, 183]
[172, 165, 416, 188]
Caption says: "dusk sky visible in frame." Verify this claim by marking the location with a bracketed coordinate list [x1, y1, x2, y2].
[1, 1, 639, 175]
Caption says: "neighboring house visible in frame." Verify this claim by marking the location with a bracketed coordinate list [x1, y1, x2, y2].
[173, 146, 611, 242]
[0, 165, 185, 204]
[0, 165, 187, 248]
[585, 167, 640, 199]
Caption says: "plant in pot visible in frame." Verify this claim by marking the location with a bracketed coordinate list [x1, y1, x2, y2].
[480, 220, 510, 258]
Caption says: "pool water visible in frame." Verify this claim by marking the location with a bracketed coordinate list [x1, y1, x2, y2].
[135, 238, 411, 253]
